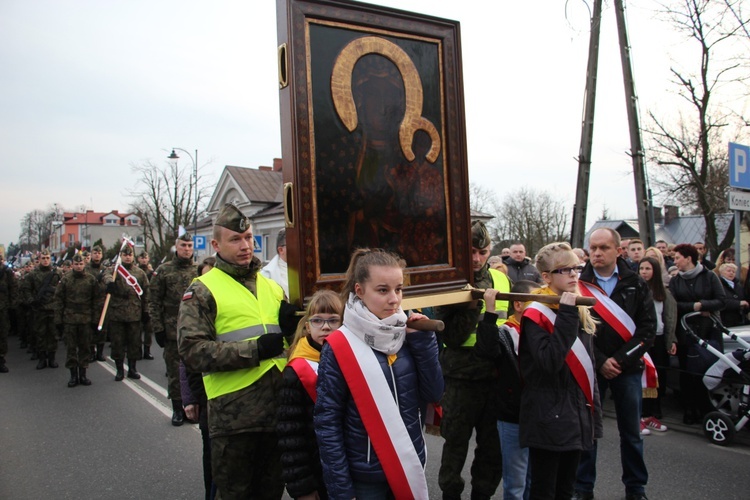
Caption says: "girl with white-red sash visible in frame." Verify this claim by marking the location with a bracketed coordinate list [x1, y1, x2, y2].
[518, 243, 603, 500]
[314, 249, 443, 500]
[277, 289, 344, 500]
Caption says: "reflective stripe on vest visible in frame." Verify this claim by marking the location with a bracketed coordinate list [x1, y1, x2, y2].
[197, 267, 286, 400]
[460, 268, 511, 347]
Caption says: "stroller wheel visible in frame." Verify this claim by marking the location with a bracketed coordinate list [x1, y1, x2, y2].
[703, 411, 736, 446]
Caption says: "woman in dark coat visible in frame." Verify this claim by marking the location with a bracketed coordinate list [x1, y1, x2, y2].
[668, 243, 727, 424]
[717, 262, 748, 327]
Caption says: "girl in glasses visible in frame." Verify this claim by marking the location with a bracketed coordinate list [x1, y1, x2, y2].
[519, 242, 602, 499]
[315, 248, 444, 499]
[277, 289, 344, 500]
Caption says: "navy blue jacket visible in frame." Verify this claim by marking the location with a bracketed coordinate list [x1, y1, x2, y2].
[314, 329, 444, 499]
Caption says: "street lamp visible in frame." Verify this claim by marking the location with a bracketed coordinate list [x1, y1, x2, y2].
[167, 148, 199, 239]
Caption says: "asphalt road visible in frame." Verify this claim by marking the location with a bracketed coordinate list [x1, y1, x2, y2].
[2, 338, 750, 499]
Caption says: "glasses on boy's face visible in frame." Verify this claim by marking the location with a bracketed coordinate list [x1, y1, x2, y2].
[308, 317, 342, 328]
[550, 266, 585, 276]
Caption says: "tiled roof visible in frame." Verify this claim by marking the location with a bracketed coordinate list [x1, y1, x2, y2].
[225, 166, 283, 204]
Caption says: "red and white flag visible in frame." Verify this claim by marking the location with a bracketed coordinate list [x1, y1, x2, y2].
[117, 264, 143, 296]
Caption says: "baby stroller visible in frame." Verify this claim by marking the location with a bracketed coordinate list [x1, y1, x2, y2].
[680, 311, 750, 446]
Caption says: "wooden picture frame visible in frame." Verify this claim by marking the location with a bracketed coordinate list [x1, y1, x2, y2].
[277, 0, 472, 305]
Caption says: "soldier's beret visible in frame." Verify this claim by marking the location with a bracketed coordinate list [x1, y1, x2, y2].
[214, 203, 251, 234]
[138, 251, 149, 258]
[81, 250, 90, 257]
[40, 249, 51, 256]
[471, 220, 491, 249]
[92, 245, 103, 253]
[72, 254, 84, 263]
[177, 232, 192, 242]
[120, 246, 134, 255]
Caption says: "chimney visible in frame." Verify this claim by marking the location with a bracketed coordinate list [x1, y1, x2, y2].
[653, 207, 663, 224]
[664, 205, 679, 225]
[273, 158, 283, 172]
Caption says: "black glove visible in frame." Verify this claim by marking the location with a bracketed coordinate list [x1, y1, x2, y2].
[105, 282, 117, 296]
[154, 330, 166, 348]
[278, 300, 303, 335]
[256, 333, 284, 360]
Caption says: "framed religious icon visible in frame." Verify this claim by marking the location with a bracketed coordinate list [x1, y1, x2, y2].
[277, 0, 472, 305]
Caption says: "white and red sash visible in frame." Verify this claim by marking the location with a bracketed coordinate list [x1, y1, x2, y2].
[578, 281, 658, 390]
[287, 357, 318, 403]
[326, 326, 429, 500]
[524, 303, 596, 411]
[117, 264, 143, 296]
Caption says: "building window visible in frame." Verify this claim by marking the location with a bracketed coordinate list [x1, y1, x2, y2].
[135, 235, 144, 245]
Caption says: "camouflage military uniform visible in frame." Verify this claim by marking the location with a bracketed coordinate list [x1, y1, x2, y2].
[85, 257, 108, 358]
[178, 204, 296, 500]
[23, 260, 63, 368]
[0, 261, 17, 372]
[102, 256, 149, 379]
[55, 264, 98, 370]
[438, 223, 503, 500]
[138, 261, 154, 356]
[149, 253, 197, 415]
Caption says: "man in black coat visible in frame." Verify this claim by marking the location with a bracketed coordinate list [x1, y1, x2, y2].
[573, 228, 655, 500]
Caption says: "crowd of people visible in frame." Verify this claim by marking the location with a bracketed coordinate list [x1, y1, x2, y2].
[0, 213, 744, 500]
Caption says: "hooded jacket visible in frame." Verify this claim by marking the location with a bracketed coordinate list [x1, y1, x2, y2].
[502, 256, 542, 284]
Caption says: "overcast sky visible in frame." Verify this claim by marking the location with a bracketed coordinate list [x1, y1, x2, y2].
[0, 0, 731, 249]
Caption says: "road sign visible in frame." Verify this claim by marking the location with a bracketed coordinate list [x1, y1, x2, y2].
[729, 142, 750, 189]
[193, 235, 206, 250]
[728, 189, 750, 211]
[254, 235, 262, 253]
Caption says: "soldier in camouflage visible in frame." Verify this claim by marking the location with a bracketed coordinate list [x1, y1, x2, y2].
[137, 250, 155, 360]
[438, 221, 505, 500]
[55, 253, 98, 387]
[85, 245, 107, 362]
[178, 203, 300, 500]
[101, 246, 149, 381]
[0, 255, 17, 372]
[149, 234, 197, 426]
[22, 250, 63, 370]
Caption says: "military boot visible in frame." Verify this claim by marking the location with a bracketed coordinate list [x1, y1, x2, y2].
[78, 367, 91, 386]
[67, 368, 79, 387]
[142, 345, 154, 360]
[36, 352, 47, 369]
[47, 352, 59, 368]
[171, 399, 185, 427]
[96, 343, 106, 362]
[89, 346, 96, 363]
[30, 350, 38, 360]
[114, 360, 125, 381]
[127, 359, 141, 379]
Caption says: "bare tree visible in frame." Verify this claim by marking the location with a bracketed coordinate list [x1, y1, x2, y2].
[129, 159, 210, 260]
[646, 0, 750, 257]
[18, 203, 64, 251]
[494, 187, 570, 256]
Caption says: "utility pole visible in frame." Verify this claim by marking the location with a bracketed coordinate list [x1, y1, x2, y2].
[571, 0, 603, 248]
[614, 0, 654, 247]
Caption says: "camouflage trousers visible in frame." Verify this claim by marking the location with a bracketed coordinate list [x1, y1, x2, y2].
[33, 310, 58, 353]
[163, 339, 181, 401]
[211, 432, 284, 500]
[0, 309, 8, 358]
[109, 321, 142, 361]
[439, 378, 503, 499]
[141, 318, 152, 348]
[64, 323, 92, 369]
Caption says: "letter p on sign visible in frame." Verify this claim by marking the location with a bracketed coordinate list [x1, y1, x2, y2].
[730, 143, 750, 189]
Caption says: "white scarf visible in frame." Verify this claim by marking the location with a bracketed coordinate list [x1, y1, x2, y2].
[343, 292, 408, 355]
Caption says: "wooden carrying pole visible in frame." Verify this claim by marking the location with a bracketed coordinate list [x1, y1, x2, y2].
[469, 289, 596, 307]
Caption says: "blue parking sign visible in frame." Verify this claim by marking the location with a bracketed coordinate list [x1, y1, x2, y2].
[193, 235, 206, 250]
[254, 235, 262, 253]
[729, 142, 750, 189]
